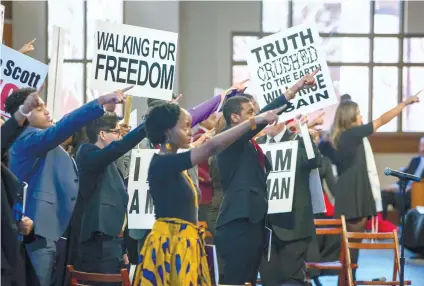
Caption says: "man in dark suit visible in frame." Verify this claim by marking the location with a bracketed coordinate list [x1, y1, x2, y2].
[76, 110, 147, 279]
[5, 87, 125, 286]
[2, 91, 41, 286]
[258, 122, 322, 286]
[214, 72, 318, 285]
[382, 136, 424, 216]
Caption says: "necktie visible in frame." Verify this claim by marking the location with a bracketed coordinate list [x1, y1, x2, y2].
[269, 137, 276, 143]
[250, 139, 265, 170]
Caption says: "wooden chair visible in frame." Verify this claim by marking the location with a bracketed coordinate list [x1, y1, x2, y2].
[341, 226, 412, 285]
[67, 265, 131, 286]
[305, 215, 357, 285]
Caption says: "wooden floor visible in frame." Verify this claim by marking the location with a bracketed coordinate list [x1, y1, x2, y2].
[316, 248, 424, 285]
[129, 246, 424, 285]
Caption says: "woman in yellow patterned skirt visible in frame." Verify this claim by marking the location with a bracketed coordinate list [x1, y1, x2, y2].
[132, 101, 283, 286]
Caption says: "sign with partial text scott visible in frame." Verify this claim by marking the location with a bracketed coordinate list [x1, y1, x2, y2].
[90, 21, 178, 101]
[1, 44, 48, 117]
[247, 25, 337, 121]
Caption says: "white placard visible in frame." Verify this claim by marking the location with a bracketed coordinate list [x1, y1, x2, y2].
[261, 141, 298, 214]
[1, 5, 4, 44]
[247, 25, 337, 122]
[299, 122, 315, 159]
[127, 149, 157, 229]
[299, 125, 326, 214]
[1, 44, 48, 117]
[22, 182, 28, 215]
[47, 25, 66, 120]
[90, 21, 178, 101]
[129, 109, 138, 130]
[214, 87, 224, 112]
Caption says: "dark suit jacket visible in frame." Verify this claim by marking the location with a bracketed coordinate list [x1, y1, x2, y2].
[1, 116, 39, 286]
[319, 156, 336, 198]
[261, 131, 322, 241]
[216, 95, 288, 228]
[397, 156, 424, 187]
[9, 100, 105, 241]
[77, 123, 146, 242]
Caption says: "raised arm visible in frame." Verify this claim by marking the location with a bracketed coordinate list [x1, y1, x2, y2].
[77, 123, 146, 172]
[373, 95, 420, 132]
[189, 106, 284, 167]
[17, 88, 130, 157]
[188, 80, 250, 126]
[237, 71, 319, 142]
[188, 94, 221, 127]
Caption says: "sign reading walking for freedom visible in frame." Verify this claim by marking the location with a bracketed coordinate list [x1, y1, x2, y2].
[247, 25, 337, 122]
[90, 21, 178, 101]
[261, 141, 298, 214]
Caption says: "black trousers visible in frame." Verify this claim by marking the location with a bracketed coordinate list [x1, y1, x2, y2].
[259, 235, 312, 286]
[79, 233, 124, 286]
[381, 190, 411, 219]
[215, 219, 265, 286]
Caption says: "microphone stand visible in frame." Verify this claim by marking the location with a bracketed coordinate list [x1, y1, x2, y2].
[398, 179, 408, 286]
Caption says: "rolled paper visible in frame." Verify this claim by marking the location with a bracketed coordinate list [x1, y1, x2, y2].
[123, 95, 133, 126]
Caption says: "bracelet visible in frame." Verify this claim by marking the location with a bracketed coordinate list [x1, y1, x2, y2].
[249, 117, 257, 130]
[19, 105, 31, 117]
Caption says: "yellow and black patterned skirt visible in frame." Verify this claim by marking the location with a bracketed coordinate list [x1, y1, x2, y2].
[132, 218, 211, 286]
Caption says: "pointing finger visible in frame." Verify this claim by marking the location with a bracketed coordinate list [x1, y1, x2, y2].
[121, 85, 134, 93]
[311, 67, 321, 77]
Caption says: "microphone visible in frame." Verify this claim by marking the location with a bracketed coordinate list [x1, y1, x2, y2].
[384, 167, 420, 182]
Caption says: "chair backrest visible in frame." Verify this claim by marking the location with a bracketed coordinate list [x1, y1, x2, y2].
[314, 215, 347, 265]
[67, 265, 131, 286]
[314, 215, 345, 236]
[341, 223, 401, 285]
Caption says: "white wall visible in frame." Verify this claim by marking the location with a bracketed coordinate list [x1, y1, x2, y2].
[179, 1, 261, 106]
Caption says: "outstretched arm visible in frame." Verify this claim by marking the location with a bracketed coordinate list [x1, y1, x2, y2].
[77, 123, 146, 172]
[373, 95, 420, 132]
[17, 88, 130, 157]
[189, 106, 285, 167]
[237, 69, 320, 142]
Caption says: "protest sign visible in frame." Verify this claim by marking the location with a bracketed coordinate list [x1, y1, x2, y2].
[247, 25, 337, 121]
[262, 141, 298, 214]
[205, 245, 219, 285]
[47, 25, 66, 120]
[299, 124, 326, 214]
[127, 149, 157, 229]
[1, 5, 4, 43]
[90, 21, 178, 101]
[1, 44, 48, 117]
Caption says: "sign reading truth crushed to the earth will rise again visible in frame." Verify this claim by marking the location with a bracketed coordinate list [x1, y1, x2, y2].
[247, 25, 337, 122]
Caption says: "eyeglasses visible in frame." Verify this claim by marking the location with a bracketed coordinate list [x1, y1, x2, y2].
[103, 129, 121, 135]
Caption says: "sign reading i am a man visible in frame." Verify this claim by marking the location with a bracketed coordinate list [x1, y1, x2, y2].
[262, 140, 298, 214]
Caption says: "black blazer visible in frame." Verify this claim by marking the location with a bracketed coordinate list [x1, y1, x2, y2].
[216, 95, 288, 228]
[264, 131, 322, 242]
[76, 123, 146, 242]
[1, 117, 39, 286]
